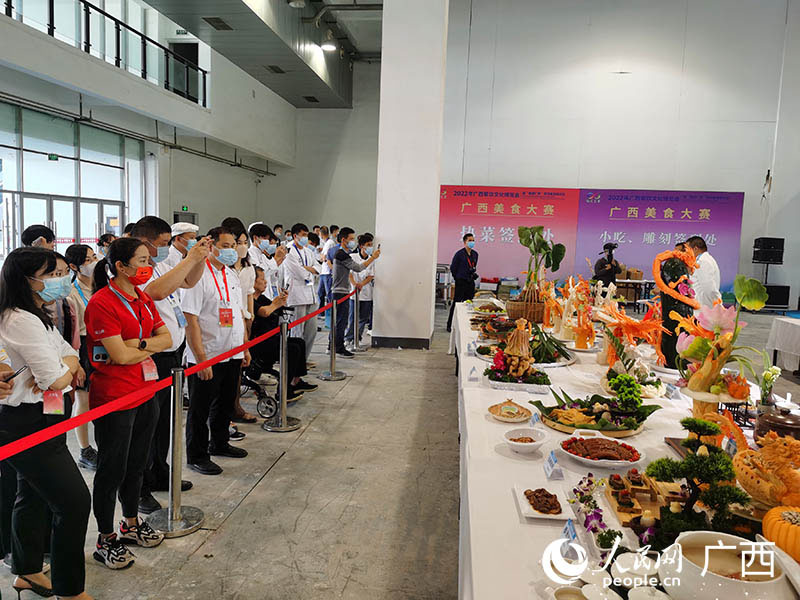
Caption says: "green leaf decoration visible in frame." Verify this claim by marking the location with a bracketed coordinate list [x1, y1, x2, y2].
[550, 243, 566, 272]
[602, 324, 635, 372]
[680, 336, 713, 362]
[733, 275, 768, 311]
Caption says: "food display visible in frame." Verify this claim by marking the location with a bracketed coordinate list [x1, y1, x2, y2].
[524, 488, 562, 514]
[609, 473, 626, 491]
[627, 468, 644, 486]
[561, 436, 641, 463]
[474, 302, 506, 314]
[530, 389, 661, 438]
[598, 326, 667, 398]
[488, 399, 531, 423]
[652, 248, 700, 367]
[529, 322, 573, 365]
[510, 436, 536, 443]
[479, 316, 516, 341]
[763, 506, 800, 563]
[483, 319, 552, 391]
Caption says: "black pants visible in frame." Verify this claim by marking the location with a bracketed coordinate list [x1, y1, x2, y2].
[186, 359, 242, 464]
[447, 278, 476, 330]
[142, 349, 182, 496]
[250, 337, 308, 382]
[0, 403, 90, 597]
[333, 292, 350, 353]
[93, 397, 157, 534]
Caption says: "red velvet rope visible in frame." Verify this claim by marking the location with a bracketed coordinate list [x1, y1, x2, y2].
[0, 290, 357, 461]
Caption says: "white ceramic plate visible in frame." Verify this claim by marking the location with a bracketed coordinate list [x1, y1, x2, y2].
[483, 375, 550, 394]
[627, 588, 669, 600]
[513, 485, 570, 521]
[581, 584, 623, 600]
[557, 436, 645, 469]
[567, 341, 600, 353]
[475, 351, 576, 369]
[610, 552, 659, 588]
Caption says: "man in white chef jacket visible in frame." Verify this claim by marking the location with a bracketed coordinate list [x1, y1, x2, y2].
[284, 223, 319, 360]
[686, 236, 721, 309]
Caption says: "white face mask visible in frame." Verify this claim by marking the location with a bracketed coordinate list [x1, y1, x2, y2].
[79, 261, 97, 278]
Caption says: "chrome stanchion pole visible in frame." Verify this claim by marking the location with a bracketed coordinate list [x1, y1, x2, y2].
[318, 297, 345, 381]
[262, 315, 301, 432]
[148, 368, 204, 537]
[351, 287, 366, 353]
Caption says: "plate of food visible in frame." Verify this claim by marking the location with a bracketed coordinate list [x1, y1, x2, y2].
[474, 301, 506, 315]
[488, 399, 532, 423]
[514, 485, 570, 521]
[475, 343, 501, 362]
[558, 430, 645, 467]
[529, 388, 661, 438]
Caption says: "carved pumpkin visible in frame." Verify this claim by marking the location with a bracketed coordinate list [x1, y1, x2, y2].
[763, 506, 800, 563]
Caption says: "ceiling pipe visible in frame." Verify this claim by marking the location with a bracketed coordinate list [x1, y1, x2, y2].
[302, 3, 383, 28]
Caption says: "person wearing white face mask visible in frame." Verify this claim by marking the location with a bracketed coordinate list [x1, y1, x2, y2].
[65, 244, 100, 471]
[332, 227, 381, 358]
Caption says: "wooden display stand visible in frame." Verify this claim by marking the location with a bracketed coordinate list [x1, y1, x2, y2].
[642, 474, 688, 504]
[604, 485, 642, 526]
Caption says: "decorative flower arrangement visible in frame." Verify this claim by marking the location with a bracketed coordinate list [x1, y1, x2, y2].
[760, 361, 782, 405]
[568, 474, 624, 552]
[483, 348, 551, 385]
[671, 275, 768, 415]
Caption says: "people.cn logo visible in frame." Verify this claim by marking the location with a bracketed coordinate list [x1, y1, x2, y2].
[542, 538, 589, 585]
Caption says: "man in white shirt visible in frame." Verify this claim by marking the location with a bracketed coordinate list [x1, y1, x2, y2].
[247, 223, 287, 296]
[168, 222, 200, 267]
[317, 226, 335, 315]
[284, 223, 319, 361]
[686, 235, 721, 309]
[131, 216, 210, 509]
[182, 226, 250, 476]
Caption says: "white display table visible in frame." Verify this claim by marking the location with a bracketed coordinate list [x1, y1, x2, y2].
[449, 303, 695, 600]
[767, 316, 800, 372]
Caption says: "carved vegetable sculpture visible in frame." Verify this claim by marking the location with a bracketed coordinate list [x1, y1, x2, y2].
[652, 249, 699, 367]
[763, 506, 800, 563]
[504, 319, 533, 377]
[731, 431, 800, 509]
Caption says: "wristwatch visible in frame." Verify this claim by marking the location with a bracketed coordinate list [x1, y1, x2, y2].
[138, 339, 148, 351]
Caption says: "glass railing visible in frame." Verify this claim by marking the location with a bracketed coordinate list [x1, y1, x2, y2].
[3, 0, 207, 106]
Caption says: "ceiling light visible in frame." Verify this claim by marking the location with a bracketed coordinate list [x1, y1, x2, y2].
[288, 0, 306, 8]
[321, 29, 336, 52]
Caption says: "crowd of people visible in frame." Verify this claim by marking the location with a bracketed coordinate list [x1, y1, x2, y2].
[0, 217, 381, 599]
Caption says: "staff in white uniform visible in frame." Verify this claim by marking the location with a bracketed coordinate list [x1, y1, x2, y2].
[247, 223, 287, 299]
[686, 235, 721, 309]
[284, 223, 319, 360]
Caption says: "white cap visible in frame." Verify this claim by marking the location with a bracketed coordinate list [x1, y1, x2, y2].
[171, 222, 199, 237]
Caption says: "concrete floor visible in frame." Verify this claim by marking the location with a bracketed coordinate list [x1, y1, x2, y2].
[3, 308, 797, 599]
[2, 313, 459, 600]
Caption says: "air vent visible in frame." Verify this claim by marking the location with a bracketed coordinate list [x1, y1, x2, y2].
[303, 96, 320, 103]
[202, 17, 233, 31]
[265, 65, 286, 74]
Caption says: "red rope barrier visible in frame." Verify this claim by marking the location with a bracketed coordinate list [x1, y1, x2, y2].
[0, 290, 358, 462]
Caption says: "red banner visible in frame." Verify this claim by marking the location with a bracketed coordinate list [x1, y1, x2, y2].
[437, 185, 579, 280]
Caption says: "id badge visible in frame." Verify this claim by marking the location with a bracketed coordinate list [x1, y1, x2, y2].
[172, 303, 188, 328]
[305, 277, 314, 287]
[141, 357, 159, 381]
[218, 302, 234, 328]
[42, 389, 65, 415]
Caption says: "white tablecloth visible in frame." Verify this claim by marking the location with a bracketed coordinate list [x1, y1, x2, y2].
[450, 303, 697, 600]
[767, 316, 800, 371]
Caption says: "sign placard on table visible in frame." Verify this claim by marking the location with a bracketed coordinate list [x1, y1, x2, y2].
[438, 185, 579, 280]
[438, 185, 743, 291]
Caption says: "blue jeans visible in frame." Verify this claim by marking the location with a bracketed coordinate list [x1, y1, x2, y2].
[318, 274, 332, 329]
[346, 300, 373, 344]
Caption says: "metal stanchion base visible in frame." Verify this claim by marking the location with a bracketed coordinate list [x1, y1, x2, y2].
[318, 370, 346, 381]
[262, 415, 302, 432]
[147, 505, 204, 538]
[351, 345, 367, 353]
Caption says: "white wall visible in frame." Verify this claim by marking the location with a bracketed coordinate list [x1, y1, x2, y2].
[766, 0, 800, 300]
[157, 148, 259, 232]
[0, 15, 296, 166]
[259, 62, 380, 233]
[442, 0, 788, 279]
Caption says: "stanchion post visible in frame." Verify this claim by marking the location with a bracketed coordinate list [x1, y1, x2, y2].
[352, 286, 366, 353]
[262, 316, 301, 432]
[147, 368, 204, 537]
[318, 297, 346, 381]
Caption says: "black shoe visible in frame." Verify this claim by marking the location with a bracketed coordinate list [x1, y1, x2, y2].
[150, 479, 193, 492]
[138, 493, 161, 515]
[209, 444, 248, 459]
[277, 386, 304, 403]
[293, 379, 318, 393]
[78, 445, 98, 470]
[187, 459, 223, 475]
[337, 348, 355, 359]
[229, 429, 246, 442]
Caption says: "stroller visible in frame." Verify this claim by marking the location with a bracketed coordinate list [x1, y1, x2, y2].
[241, 357, 278, 419]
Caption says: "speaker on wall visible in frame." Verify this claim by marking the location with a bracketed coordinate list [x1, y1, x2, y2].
[753, 248, 784, 264]
[754, 237, 784, 250]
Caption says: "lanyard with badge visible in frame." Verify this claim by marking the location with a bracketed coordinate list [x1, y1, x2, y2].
[294, 244, 314, 287]
[207, 260, 234, 327]
[154, 262, 188, 328]
[107, 282, 159, 381]
[73, 280, 89, 306]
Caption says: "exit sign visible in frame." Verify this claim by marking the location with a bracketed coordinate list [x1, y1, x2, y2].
[47, 153, 59, 161]
[181, 205, 189, 212]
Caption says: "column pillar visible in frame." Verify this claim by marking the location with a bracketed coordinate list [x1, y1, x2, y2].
[372, 0, 449, 349]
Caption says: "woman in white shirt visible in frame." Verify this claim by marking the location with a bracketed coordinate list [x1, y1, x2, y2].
[0, 247, 92, 600]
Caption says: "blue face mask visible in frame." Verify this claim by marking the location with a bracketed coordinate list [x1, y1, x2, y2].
[152, 244, 170, 263]
[258, 240, 271, 252]
[364, 246, 374, 256]
[185, 238, 197, 251]
[216, 248, 238, 266]
[347, 240, 358, 251]
[297, 236, 309, 247]
[467, 241, 475, 249]
[32, 274, 72, 303]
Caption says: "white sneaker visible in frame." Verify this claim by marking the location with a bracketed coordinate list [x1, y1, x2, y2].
[119, 519, 164, 548]
[94, 534, 135, 569]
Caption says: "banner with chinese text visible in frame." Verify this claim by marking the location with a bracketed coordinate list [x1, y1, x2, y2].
[574, 189, 743, 290]
[438, 186, 580, 280]
[438, 185, 743, 291]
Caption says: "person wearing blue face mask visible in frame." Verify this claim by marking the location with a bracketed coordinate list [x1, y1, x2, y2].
[447, 233, 479, 332]
[332, 227, 381, 358]
[130, 217, 210, 511]
[345, 233, 376, 351]
[181, 227, 250, 476]
[247, 224, 287, 300]
[284, 223, 320, 363]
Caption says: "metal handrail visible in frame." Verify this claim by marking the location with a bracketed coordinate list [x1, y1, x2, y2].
[3, 0, 208, 107]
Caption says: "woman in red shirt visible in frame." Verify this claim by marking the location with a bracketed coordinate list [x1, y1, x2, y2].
[84, 238, 172, 570]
